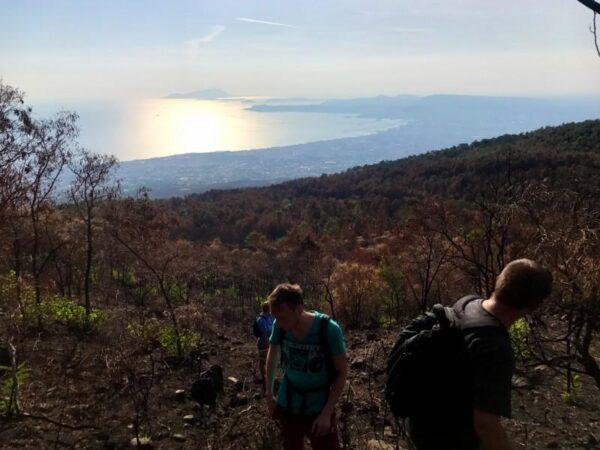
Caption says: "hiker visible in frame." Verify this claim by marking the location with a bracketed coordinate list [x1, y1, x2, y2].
[255, 301, 274, 389]
[264, 283, 348, 450]
[386, 258, 552, 450]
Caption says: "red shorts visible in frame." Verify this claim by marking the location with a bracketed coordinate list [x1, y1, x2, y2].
[272, 405, 341, 450]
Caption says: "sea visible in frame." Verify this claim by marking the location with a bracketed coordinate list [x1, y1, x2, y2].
[33, 98, 403, 161]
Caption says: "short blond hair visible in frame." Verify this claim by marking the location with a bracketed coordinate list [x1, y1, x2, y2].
[494, 259, 552, 310]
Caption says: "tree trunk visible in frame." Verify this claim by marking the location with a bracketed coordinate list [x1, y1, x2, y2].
[84, 213, 93, 315]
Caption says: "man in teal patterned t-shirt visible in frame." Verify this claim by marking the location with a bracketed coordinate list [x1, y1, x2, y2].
[265, 283, 348, 450]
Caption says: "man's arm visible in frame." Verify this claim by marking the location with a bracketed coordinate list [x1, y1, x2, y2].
[469, 337, 514, 449]
[473, 409, 514, 450]
[312, 353, 348, 436]
[265, 344, 280, 415]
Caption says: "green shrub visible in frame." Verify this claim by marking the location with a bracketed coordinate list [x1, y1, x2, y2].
[165, 280, 187, 305]
[111, 268, 137, 287]
[378, 315, 396, 329]
[0, 271, 40, 326]
[43, 296, 106, 332]
[0, 362, 29, 415]
[509, 318, 531, 361]
[126, 320, 161, 346]
[561, 373, 582, 404]
[1, 272, 105, 332]
[0, 270, 18, 304]
[158, 325, 198, 358]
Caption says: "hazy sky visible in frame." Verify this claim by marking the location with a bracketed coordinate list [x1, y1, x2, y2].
[1, 0, 599, 101]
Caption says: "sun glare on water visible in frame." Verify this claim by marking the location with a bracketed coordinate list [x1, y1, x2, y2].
[130, 99, 272, 158]
[110, 97, 403, 160]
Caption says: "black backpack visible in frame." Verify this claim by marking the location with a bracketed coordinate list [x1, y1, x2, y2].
[277, 314, 336, 415]
[385, 300, 475, 418]
[252, 315, 264, 338]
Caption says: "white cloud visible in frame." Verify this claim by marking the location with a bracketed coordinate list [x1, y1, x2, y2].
[183, 25, 226, 60]
[186, 25, 226, 46]
[237, 17, 298, 29]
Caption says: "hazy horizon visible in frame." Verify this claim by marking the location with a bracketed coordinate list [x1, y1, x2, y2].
[28, 92, 600, 161]
[2, 0, 600, 104]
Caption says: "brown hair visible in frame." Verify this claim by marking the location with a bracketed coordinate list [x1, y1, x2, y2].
[268, 283, 303, 309]
[493, 259, 552, 310]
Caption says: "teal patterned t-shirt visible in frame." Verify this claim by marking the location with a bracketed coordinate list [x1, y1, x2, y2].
[269, 311, 346, 415]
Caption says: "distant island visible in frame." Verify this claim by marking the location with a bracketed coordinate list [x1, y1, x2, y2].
[165, 88, 230, 100]
[247, 94, 421, 118]
[246, 94, 575, 119]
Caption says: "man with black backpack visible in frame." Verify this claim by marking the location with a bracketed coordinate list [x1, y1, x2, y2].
[264, 283, 348, 450]
[254, 301, 274, 391]
[386, 259, 552, 450]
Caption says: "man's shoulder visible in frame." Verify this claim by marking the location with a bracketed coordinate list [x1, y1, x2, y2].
[452, 294, 482, 310]
[464, 326, 513, 365]
[455, 295, 506, 332]
[452, 297, 511, 358]
[315, 312, 343, 334]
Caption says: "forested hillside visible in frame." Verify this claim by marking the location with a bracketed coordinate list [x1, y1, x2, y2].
[166, 120, 600, 244]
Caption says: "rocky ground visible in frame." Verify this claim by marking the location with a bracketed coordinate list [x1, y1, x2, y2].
[0, 321, 599, 449]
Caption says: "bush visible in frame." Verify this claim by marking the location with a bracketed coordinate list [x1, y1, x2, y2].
[560, 373, 582, 404]
[330, 262, 386, 328]
[509, 318, 532, 362]
[0, 271, 40, 326]
[111, 268, 137, 287]
[0, 361, 29, 415]
[165, 280, 188, 305]
[126, 319, 161, 347]
[1, 272, 105, 332]
[43, 297, 106, 332]
[158, 325, 199, 359]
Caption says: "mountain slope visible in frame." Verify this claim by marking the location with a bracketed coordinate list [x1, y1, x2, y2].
[164, 120, 600, 243]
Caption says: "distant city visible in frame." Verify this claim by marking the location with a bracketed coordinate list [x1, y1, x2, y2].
[114, 93, 600, 198]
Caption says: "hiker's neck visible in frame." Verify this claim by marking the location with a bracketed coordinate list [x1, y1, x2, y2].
[291, 310, 315, 334]
[482, 296, 525, 329]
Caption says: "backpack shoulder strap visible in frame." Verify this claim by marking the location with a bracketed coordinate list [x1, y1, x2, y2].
[318, 314, 338, 383]
[458, 294, 482, 303]
[277, 326, 286, 345]
[453, 295, 482, 315]
[318, 314, 331, 348]
[451, 296, 505, 333]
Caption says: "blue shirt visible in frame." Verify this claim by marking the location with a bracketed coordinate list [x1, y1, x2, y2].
[257, 313, 274, 350]
[269, 311, 346, 415]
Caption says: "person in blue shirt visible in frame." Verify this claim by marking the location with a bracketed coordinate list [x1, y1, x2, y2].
[265, 283, 348, 450]
[256, 301, 274, 390]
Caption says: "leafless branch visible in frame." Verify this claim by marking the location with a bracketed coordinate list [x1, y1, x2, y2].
[578, 0, 600, 15]
[593, 13, 600, 57]
[17, 412, 96, 431]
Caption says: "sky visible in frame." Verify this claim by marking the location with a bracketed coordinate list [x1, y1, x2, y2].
[1, 0, 600, 102]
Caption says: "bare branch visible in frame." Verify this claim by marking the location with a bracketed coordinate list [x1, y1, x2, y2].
[17, 412, 96, 431]
[578, 0, 600, 15]
[593, 13, 600, 57]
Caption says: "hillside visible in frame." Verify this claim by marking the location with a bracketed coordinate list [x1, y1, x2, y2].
[165, 120, 600, 244]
